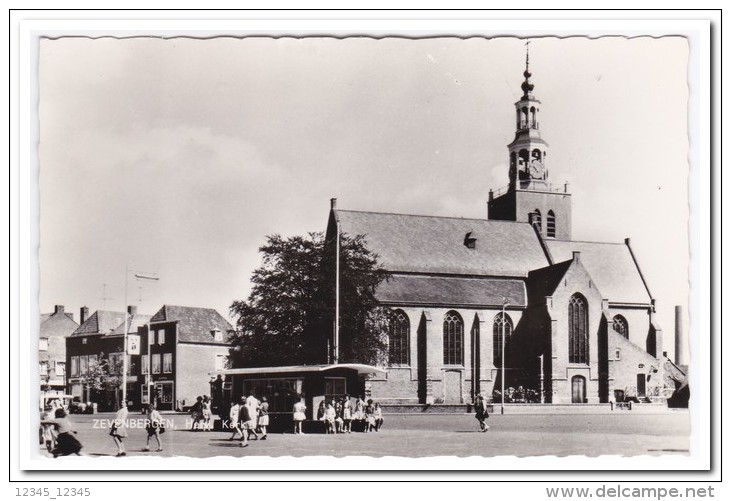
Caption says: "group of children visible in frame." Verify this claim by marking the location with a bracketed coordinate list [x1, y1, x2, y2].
[228, 393, 269, 447]
[315, 395, 384, 434]
[189, 395, 214, 431]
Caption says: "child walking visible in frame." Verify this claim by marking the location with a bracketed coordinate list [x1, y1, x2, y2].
[144, 403, 164, 452]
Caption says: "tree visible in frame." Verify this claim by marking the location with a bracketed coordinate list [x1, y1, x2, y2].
[85, 354, 124, 393]
[229, 232, 391, 368]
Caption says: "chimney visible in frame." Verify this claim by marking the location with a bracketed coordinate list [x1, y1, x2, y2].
[330, 198, 337, 209]
[675, 305, 687, 366]
[80, 306, 89, 324]
[127, 305, 137, 316]
[572, 251, 581, 263]
[54, 305, 64, 315]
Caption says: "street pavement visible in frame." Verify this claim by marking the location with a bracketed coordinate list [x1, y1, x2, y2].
[40, 410, 690, 459]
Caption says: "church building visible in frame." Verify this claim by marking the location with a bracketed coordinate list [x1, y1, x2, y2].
[326, 55, 665, 405]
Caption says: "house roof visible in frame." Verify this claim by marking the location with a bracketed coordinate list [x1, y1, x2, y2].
[330, 210, 549, 277]
[71, 310, 127, 337]
[110, 313, 153, 335]
[149, 305, 234, 344]
[546, 240, 652, 304]
[377, 274, 527, 308]
[40, 311, 79, 339]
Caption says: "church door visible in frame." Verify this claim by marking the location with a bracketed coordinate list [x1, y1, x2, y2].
[571, 376, 586, 403]
[443, 370, 462, 404]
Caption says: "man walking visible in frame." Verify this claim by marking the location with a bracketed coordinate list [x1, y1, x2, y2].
[475, 393, 490, 432]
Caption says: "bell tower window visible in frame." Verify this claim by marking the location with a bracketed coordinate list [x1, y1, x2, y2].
[547, 210, 556, 238]
[531, 209, 542, 231]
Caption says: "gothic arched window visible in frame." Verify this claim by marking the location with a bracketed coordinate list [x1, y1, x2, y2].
[612, 315, 629, 339]
[443, 311, 464, 366]
[547, 210, 556, 238]
[389, 310, 410, 366]
[569, 293, 589, 364]
[532, 209, 542, 231]
[492, 312, 513, 367]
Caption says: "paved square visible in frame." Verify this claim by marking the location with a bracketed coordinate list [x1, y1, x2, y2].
[39, 409, 690, 460]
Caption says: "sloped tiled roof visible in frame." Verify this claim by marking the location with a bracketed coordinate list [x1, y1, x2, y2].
[546, 240, 652, 304]
[330, 210, 549, 276]
[377, 274, 526, 307]
[150, 305, 233, 345]
[526, 260, 574, 305]
[40, 311, 79, 339]
[71, 310, 127, 337]
[110, 313, 153, 335]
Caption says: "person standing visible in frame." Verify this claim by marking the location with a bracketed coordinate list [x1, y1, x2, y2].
[474, 393, 490, 432]
[292, 395, 306, 435]
[40, 405, 57, 453]
[144, 403, 164, 452]
[244, 392, 260, 440]
[257, 397, 270, 440]
[190, 396, 203, 431]
[228, 399, 243, 441]
[201, 395, 213, 431]
[238, 397, 250, 447]
[109, 401, 130, 457]
[342, 395, 353, 434]
[373, 402, 384, 432]
[42, 408, 82, 457]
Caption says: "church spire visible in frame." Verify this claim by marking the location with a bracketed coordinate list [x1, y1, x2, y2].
[507, 40, 548, 189]
[521, 41, 534, 98]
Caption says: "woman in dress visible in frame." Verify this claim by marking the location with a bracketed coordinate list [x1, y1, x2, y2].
[144, 402, 164, 452]
[228, 399, 244, 441]
[341, 396, 352, 434]
[42, 408, 82, 457]
[334, 400, 344, 433]
[201, 395, 213, 431]
[257, 396, 269, 440]
[292, 395, 306, 435]
[364, 399, 376, 433]
[373, 402, 384, 432]
[353, 396, 365, 430]
[324, 402, 336, 434]
[316, 400, 326, 432]
[109, 401, 129, 457]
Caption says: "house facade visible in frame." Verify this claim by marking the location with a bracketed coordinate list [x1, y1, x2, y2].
[65, 306, 150, 411]
[136, 305, 234, 411]
[325, 59, 667, 405]
[39, 305, 79, 392]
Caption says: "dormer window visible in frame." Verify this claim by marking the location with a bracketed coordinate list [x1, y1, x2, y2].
[212, 329, 223, 342]
[463, 232, 477, 249]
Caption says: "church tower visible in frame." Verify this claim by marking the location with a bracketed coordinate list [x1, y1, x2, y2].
[488, 45, 572, 240]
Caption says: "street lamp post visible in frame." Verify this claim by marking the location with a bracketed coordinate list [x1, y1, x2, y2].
[121, 267, 159, 407]
[501, 298, 510, 415]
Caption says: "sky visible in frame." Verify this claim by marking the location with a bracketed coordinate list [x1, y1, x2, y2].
[37, 35, 690, 358]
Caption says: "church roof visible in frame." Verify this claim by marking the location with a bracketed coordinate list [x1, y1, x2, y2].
[330, 210, 549, 277]
[546, 240, 652, 304]
[526, 260, 574, 304]
[377, 274, 527, 308]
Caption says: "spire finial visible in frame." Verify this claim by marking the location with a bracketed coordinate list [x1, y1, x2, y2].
[521, 39, 534, 97]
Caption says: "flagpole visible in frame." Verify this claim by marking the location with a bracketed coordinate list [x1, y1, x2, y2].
[334, 211, 340, 365]
[122, 266, 129, 407]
